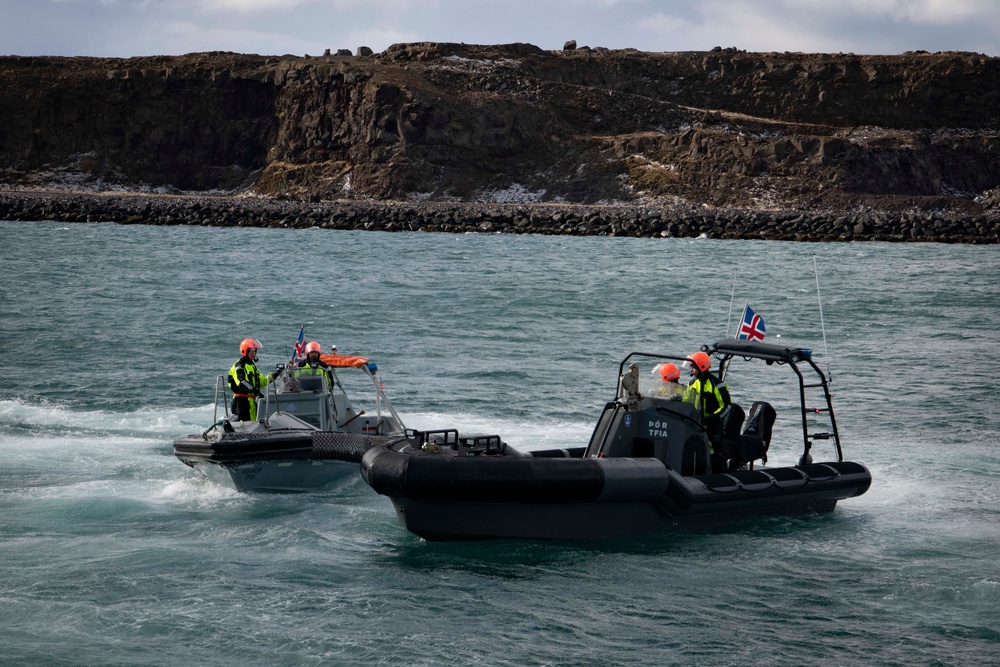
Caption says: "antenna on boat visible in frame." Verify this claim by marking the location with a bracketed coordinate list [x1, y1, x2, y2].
[813, 255, 831, 382]
[724, 268, 738, 339]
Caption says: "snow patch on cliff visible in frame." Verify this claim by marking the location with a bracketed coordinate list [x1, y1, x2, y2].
[475, 183, 547, 203]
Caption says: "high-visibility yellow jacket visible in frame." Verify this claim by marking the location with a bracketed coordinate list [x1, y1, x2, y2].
[684, 373, 729, 418]
[229, 357, 271, 420]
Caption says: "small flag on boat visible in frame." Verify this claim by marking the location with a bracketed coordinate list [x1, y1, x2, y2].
[290, 325, 306, 364]
[737, 303, 766, 341]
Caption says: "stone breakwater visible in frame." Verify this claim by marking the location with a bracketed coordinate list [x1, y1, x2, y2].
[1, 191, 997, 244]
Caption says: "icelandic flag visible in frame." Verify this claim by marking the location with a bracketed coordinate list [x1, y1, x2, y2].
[737, 304, 766, 341]
[290, 325, 306, 364]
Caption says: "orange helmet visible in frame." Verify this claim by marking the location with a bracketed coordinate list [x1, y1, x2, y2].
[239, 338, 262, 356]
[305, 341, 322, 355]
[659, 363, 681, 382]
[687, 351, 711, 373]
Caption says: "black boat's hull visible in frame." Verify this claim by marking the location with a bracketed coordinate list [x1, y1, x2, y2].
[361, 444, 872, 540]
[174, 431, 393, 493]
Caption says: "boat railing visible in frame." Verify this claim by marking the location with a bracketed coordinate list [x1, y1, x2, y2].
[714, 345, 842, 465]
[792, 355, 843, 465]
[457, 434, 506, 455]
[362, 365, 406, 433]
[374, 383, 405, 432]
[707, 341, 843, 465]
[407, 428, 460, 450]
[214, 371, 282, 427]
[212, 374, 230, 423]
[261, 375, 283, 426]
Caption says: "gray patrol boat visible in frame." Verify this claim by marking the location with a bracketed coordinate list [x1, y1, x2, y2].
[174, 352, 407, 492]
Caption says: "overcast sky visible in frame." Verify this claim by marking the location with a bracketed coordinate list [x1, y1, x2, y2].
[4, 0, 999, 59]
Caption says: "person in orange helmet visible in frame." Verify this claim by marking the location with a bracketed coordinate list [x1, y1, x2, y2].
[298, 341, 325, 367]
[228, 338, 275, 421]
[683, 350, 732, 459]
[295, 341, 334, 387]
[654, 362, 683, 398]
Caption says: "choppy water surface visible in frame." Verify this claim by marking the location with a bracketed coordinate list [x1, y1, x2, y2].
[2, 220, 999, 666]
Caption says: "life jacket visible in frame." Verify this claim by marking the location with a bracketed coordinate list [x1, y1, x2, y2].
[684, 371, 731, 417]
[294, 360, 332, 387]
[229, 357, 267, 397]
[295, 359, 330, 375]
[656, 381, 683, 398]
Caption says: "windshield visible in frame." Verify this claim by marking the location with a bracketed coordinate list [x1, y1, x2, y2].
[329, 366, 378, 409]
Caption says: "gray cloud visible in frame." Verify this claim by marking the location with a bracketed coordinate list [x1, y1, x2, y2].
[4, 0, 998, 57]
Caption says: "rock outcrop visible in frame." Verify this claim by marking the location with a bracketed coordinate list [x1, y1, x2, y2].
[2, 44, 999, 217]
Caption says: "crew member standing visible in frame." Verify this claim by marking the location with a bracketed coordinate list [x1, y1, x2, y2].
[683, 351, 732, 458]
[229, 338, 274, 421]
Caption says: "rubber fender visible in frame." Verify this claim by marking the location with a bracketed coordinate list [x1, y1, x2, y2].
[595, 458, 669, 502]
[361, 443, 410, 496]
[407, 455, 606, 503]
[361, 445, 606, 503]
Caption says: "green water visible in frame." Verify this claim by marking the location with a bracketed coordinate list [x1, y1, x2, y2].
[2, 220, 999, 666]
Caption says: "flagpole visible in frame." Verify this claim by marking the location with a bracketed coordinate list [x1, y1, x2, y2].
[289, 323, 305, 367]
[725, 268, 738, 339]
[813, 255, 831, 382]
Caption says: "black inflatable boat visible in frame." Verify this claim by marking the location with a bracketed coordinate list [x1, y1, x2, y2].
[361, 339, 872, 540]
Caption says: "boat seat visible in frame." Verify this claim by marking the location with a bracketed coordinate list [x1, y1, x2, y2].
[733, 401, 776, 469]
[713, 403, 745, 472]
[722, 403, 745, 441]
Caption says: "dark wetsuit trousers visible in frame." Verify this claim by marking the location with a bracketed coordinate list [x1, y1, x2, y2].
[232, 396, 252, 421]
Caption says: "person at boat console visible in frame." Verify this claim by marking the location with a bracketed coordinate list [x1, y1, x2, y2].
[295, 341, 333, 388]
[683, 351, 732, 460]
[229, 338, 276, 421]
[297, 341, 327, 368]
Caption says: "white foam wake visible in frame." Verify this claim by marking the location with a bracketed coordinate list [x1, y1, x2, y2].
[402, 410, 592, 451]
[0, 398, 215, 439]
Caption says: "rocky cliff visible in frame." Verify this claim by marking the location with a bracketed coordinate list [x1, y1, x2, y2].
[2, 43, 999, 214]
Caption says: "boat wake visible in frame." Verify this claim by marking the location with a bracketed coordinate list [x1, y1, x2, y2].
[403, 410, 592, 452]
[0, 398, 214, 439]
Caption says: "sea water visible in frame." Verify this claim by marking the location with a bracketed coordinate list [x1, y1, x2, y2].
[1, 220, 999, 666]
